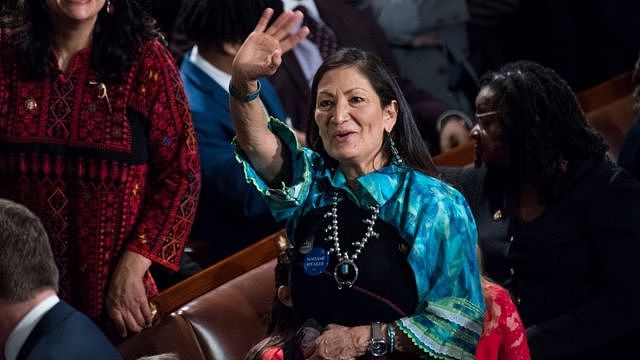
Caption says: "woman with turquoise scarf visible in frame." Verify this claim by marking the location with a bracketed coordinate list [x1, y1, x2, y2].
[230, 9, 484, 360]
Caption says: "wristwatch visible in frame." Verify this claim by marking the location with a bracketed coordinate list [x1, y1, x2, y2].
[368, 322, 388, 357]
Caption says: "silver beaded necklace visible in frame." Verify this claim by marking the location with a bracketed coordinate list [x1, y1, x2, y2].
[324, 191, 380, 289]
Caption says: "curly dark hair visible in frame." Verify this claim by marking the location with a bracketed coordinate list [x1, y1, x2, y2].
[306, 48, 439, 177]
[480, 61, 609, 203]
[8, 0, 159, 83]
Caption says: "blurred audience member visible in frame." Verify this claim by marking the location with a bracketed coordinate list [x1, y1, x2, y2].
[0, 199, 122, 360]
[273, 0, 473, 154]
[177, 0, 286, 266]
[0, 0, 200, 337]
[466, 0, 520, 76]
[349, 0, 477, 115]
[444, 61, 640, 359]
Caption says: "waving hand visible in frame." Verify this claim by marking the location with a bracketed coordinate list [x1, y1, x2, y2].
[232, 8, 309, 82]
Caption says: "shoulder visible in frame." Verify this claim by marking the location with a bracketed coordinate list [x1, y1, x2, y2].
[406, 168, 469, 206]
[138, 39, 173, 58]
[393, 168, 475, 234]
[26, 302, 120, 359]
[580, 161, 640, 202]
[130, 39, 178, 78]
[44, 301, 103, 335]
[586, 162, 640, 215]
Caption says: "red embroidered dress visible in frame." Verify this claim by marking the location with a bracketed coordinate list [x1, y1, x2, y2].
[0, 31, 201, 320]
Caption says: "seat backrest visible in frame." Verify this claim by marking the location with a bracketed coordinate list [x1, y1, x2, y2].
[118, 260, 276, 360]
[577, 72, 634, 160]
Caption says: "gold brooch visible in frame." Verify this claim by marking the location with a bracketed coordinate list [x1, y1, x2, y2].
[492, 209, 503, 221]
[24, 97, 38, 111]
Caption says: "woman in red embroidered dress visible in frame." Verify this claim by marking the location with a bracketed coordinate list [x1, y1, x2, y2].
[0, 0, 200, 337]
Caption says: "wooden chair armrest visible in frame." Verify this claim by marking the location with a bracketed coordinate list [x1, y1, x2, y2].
[150, 229, 287, 320]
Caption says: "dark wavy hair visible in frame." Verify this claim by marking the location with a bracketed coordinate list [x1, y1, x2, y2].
[8, 0, 159, 82]
[306, 48, 438, 177]
[480, 61, 608, 203]
[179, 0, 283, 53]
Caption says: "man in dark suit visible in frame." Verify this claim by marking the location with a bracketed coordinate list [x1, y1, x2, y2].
[272, 0, 474, 154]
[177, 0, 288, 267]
[0, 199, 122, 360]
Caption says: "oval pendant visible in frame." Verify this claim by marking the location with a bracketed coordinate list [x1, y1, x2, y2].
[333, 259, 358, 289]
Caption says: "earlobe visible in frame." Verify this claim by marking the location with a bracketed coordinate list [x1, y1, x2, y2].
[384, 100, 399, 132]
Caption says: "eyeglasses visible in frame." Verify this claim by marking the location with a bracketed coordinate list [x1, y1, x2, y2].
[474, 110, 499, 119]
[474, 110, 500, 127]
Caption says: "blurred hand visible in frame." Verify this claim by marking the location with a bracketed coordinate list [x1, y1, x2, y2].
[106, 250, 153, 338]
[440, 115, 471, 152]
[307, 324, 369, 360]
[231, 8, 309, 83]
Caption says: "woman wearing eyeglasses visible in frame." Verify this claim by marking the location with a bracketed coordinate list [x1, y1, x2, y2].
[444, 61, 640, 359]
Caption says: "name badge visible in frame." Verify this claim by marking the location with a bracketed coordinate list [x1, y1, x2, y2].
[303, 247, 329, 276]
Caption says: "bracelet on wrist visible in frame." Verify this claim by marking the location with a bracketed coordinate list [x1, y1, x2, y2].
[229, 80, 261, 102]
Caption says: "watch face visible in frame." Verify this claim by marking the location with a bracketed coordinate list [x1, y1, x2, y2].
[369, 340, 388, 357]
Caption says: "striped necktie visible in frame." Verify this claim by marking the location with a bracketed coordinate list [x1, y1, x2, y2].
[295, 5, 339, 59]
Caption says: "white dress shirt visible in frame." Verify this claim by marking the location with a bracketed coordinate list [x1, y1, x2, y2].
[4, 294, 60, 360]
[188, 46, 232, 92]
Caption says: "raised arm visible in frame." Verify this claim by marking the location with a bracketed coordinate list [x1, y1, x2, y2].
[230, 8, 309, 185]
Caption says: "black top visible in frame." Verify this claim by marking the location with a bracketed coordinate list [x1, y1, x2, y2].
[290, 193, 418, 328]
[442, 161, 640, 359]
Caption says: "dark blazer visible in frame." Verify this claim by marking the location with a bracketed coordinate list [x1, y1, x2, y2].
[16, 300, 122, 360]
[180, 57, 285, 265]
[270, 0, 452, 154]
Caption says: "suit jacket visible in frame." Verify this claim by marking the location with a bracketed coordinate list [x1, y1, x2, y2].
[270, 0, 452, 154]
[16, 301, 122, 360]
[180, 58, 285, 265]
